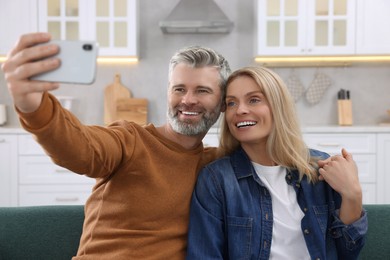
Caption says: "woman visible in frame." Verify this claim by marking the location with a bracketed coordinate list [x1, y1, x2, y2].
[186, 66, 367, 260]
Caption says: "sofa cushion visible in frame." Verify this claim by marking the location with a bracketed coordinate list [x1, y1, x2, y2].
[0, 205, 84, 260]
[359, 204, 390, 259]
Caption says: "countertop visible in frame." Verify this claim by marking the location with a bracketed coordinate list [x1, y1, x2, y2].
[2, 125, 390, 135]
[207, 125, 390, 134]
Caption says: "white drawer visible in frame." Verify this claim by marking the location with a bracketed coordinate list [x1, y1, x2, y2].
[304, 134, 376, 154]
[19, 184, 93, 206]
[18, 134, 46, 155]
[361, 183, 377, 205]
[19, 156, 95, 185]
[203, 132, 219, 147]
[354, 154, 376, 183]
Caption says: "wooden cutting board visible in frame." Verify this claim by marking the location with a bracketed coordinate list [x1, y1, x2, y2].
[104, 74, 148, 125]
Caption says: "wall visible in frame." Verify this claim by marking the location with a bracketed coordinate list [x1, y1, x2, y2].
[1, 0, 390, 128]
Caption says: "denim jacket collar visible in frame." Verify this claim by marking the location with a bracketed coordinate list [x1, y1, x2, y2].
[229, 146, 302, 187]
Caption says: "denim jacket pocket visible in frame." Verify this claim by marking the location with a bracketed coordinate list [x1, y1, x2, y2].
[313, 205, 329, 235]
[226, 216, 253, 260]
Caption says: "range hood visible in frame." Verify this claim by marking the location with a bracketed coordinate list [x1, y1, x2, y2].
[159, 0, 234, 34]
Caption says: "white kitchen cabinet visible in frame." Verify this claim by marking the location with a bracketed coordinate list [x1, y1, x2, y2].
[37, 0, 138, 56]
[203, 128, 220, 147]
[19, 185, 93, 206]
[204, 128, 387, 204]
[256, 0, 356, 56]
[355, 0, 390, 54]
[377, 134, 390, 203]
[17, 134, 94, 206]
[0, 135, 18, 206]
[303, 133, 377, 204]
[0, 0, 38, 55]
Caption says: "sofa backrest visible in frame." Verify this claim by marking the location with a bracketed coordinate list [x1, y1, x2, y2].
[0, 204, 388, 259]
[0, 205, 84, 260]
[359, 204, 390, 259]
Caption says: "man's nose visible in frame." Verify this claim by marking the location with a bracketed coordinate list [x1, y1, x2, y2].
[182, 92, 198, 104]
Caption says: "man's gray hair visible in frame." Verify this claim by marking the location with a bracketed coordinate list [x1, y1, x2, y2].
[168, 46, 231, 95]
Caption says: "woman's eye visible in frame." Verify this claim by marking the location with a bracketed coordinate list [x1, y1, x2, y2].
[226, 101, 236, 107]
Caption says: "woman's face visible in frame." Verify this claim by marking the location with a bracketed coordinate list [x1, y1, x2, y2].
[225, 75, 273, 148]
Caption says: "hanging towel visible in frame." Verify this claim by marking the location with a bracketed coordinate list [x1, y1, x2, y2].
[305, 72, 332, 105]
[286, 71, 305, 102]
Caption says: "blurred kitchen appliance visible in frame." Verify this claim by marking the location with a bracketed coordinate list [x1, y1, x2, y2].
[159, 0, 234, 33]
[0, 104, 7, 125]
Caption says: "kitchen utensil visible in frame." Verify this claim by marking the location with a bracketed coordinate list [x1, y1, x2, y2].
[116, 98, 148, 125]
[104, 74, 148, 125]
[337, 88, 353, 126]
[104, 74, 131, 125]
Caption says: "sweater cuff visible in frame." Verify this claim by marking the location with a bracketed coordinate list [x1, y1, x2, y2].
[18, 92, 55, 130]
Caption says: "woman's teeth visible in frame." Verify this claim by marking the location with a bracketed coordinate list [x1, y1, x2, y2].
[236, 121, 256, 128]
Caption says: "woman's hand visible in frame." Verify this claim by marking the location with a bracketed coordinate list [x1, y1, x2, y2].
[318, 148, 363, 224]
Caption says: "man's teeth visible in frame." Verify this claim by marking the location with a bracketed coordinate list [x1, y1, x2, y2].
[182, 111, 199, 115]
[236, 121, 256, 128]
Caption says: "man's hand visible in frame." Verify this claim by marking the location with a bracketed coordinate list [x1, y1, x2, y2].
[1, 33, 61, 113]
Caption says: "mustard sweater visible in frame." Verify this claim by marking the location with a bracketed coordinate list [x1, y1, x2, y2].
[19, 93, 218, 259]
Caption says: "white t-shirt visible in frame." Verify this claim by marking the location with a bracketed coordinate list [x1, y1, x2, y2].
[252, 162, 311, 260]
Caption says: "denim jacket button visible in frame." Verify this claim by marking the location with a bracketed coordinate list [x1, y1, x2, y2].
[304, 229, 310, 235]
[303, 207, 308, 212]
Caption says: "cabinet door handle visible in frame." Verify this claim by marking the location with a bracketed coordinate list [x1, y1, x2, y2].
[0, 139, 5, 143]
[55, 169, 70, 173]
[55, 197, 79, 202]
[317, 142, 340, 147]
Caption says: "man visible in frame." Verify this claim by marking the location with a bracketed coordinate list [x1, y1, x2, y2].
[1, 32, 231, 259]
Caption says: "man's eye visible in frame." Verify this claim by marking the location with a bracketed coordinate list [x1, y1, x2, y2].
[197, 88, 212, 94]
[174, 88, 185, 93]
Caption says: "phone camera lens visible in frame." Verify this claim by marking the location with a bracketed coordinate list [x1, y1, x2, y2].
[83, 44, 93, 51]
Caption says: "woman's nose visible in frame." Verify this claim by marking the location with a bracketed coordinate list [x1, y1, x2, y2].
[236, 103, 249, 114]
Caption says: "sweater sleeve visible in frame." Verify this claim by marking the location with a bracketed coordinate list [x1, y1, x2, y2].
[17, 92, 55, 130]
[17, 92, 136, 179]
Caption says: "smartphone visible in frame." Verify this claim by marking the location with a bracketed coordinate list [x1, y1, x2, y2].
[31, 40, 98, 85]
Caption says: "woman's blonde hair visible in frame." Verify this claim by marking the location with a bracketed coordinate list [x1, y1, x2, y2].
[218, 66, 319, 182]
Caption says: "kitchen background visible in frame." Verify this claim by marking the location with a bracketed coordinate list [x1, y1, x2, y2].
[0, 0, 390, 128]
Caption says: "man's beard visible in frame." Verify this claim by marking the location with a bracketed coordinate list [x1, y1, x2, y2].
[167, 102, 222, 136]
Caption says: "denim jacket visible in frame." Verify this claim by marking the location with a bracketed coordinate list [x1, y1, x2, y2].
[186, 147, 367, 260]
